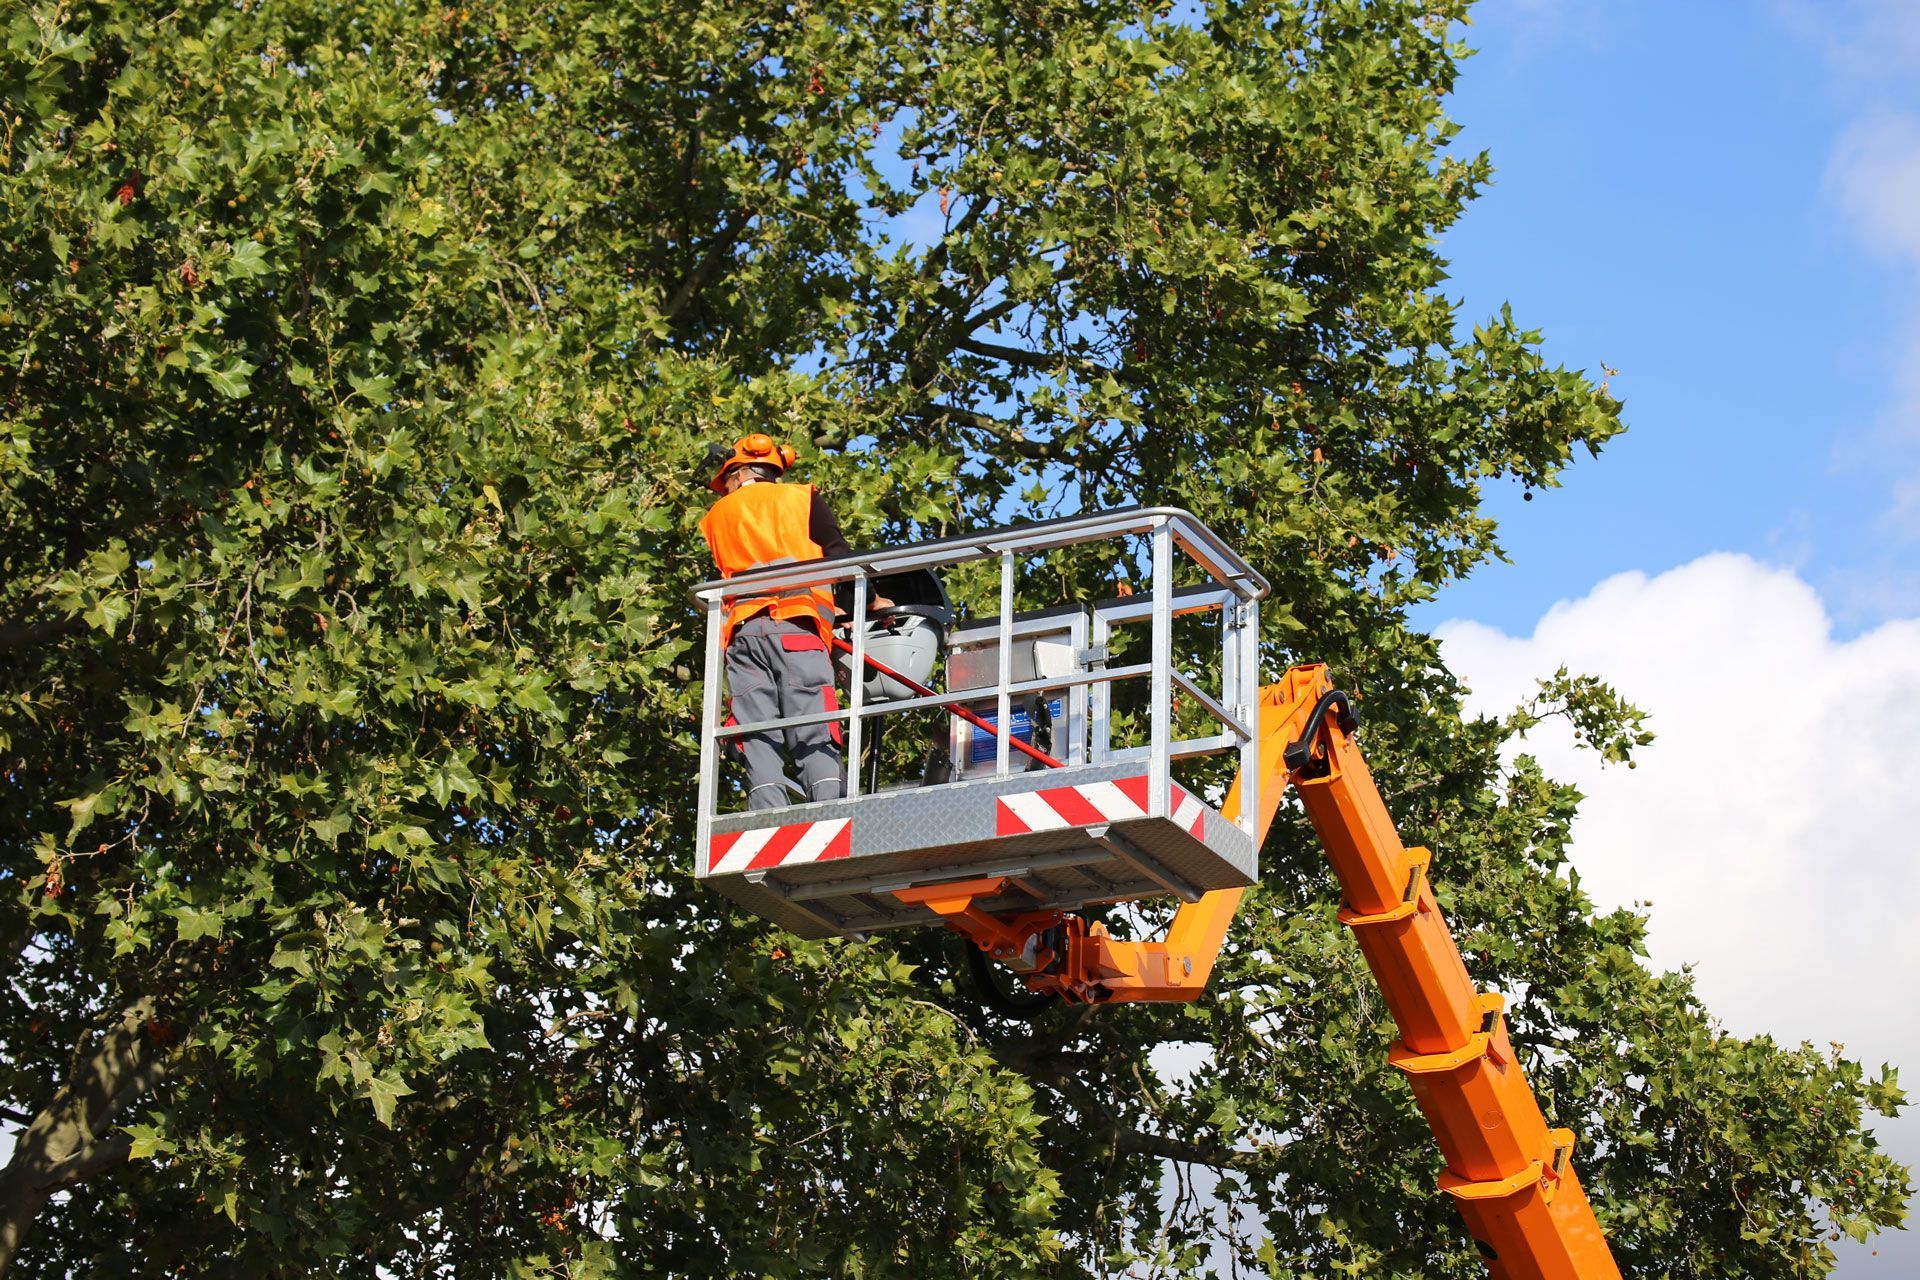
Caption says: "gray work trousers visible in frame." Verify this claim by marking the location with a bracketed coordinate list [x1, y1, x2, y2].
[725, 614, 845, 810]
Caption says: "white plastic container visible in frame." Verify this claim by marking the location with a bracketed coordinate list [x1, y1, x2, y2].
[843, 608, 945, 702]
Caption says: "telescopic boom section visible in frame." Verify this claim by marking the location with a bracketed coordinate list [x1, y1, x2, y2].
[900, 664, 1622, 1279]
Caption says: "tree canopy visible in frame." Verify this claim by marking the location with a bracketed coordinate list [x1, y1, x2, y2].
[0, 0, 1908, 1276]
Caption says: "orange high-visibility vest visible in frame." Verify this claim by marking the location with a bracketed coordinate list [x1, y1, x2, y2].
[700, 482, 836, 648]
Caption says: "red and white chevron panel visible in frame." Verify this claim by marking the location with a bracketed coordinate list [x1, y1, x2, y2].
[707, 817, 852, 876]
[995, 774, 1207, 839]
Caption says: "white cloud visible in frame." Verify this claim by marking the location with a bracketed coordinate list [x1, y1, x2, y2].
[1827, 110, 1920, 265]
[1470, 0, 1611, 54]
[1777, 0, 1920, 84]
[1437, 553, 1920, 1076]
[1439, 554, 1920, 1274]
[1154, 555, 1918, 1274]
[1794, 2, 1920, 515]
[1824, 108, 1920, 441]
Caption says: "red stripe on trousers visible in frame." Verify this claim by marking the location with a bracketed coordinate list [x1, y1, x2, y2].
[823, 687, 843, 746]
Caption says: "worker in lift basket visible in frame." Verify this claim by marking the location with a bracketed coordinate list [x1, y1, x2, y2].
[699, 433, 871, 810]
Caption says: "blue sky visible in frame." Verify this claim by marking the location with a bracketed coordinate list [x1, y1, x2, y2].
[1427, 4, 1920, 1274]
[1422, 0, 1920, 638]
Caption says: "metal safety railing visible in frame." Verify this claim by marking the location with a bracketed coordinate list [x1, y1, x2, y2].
[689, 507, 1270, 849]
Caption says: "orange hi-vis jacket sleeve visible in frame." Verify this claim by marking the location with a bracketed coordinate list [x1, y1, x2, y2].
[699, 482, 836, 648]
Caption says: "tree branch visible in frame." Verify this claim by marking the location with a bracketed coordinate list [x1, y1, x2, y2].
[0, 997, 167, 1277]
[37, 1134, 132, 1187]
[991, 1032, 1264, 1173]
[943, 193, 990, 247]
[662, 211, 749, 321]
[94, 1057, 170, 1142]
[0, 615, 80, 657]
[1112, 1128, 1262, 1171]
[961, 267, 1076, 331]
[953, 336, 1140, 386]
[954, 336, 1064, 373]
[908, 403, 1058, 461]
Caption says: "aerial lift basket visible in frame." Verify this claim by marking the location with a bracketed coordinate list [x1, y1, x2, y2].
[690, 507, 1625, 1278]
[689, 508, 1269, 939]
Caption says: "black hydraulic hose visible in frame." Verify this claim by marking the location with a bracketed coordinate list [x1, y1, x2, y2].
[963, 943, 1060, 1017]
[1282, 688, 1359, 778]
[864, 718, 887, 795]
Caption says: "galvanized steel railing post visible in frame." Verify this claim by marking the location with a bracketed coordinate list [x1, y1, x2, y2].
[846, 570, 868, 800]
[696, 595, 725, 865]
[996, 549, 1014, 777]
[1149, 523, 1172, 818]
[1090, 606, 1113, 764]
[1239, 596, 1260, 842]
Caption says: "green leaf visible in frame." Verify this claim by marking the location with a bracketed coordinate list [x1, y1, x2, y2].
[366, 1072, 414, 1128]
[348, 373, 394, 405]
[82, 592, 131, 635]
[203, 357, 256, 399]
[126, 1123, 170, 1160]
[64, 788, 107, 840]
[226, 239, 269, 279]
[308, 811, 352, 842]
[173, 906, 224, 942]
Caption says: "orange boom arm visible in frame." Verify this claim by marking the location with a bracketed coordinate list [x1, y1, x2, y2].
[898, 664, 1622, 1279]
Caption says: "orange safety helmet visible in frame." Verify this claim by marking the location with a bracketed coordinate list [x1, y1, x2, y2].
[707, 433, 798, 493]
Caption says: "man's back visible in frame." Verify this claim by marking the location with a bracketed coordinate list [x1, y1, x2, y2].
[700, 481, 821, 579]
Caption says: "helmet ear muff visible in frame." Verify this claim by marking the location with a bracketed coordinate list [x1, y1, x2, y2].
[707, 435, 796, 492]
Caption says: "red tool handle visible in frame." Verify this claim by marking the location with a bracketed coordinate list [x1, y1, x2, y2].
[830, 635, 1065, 770]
